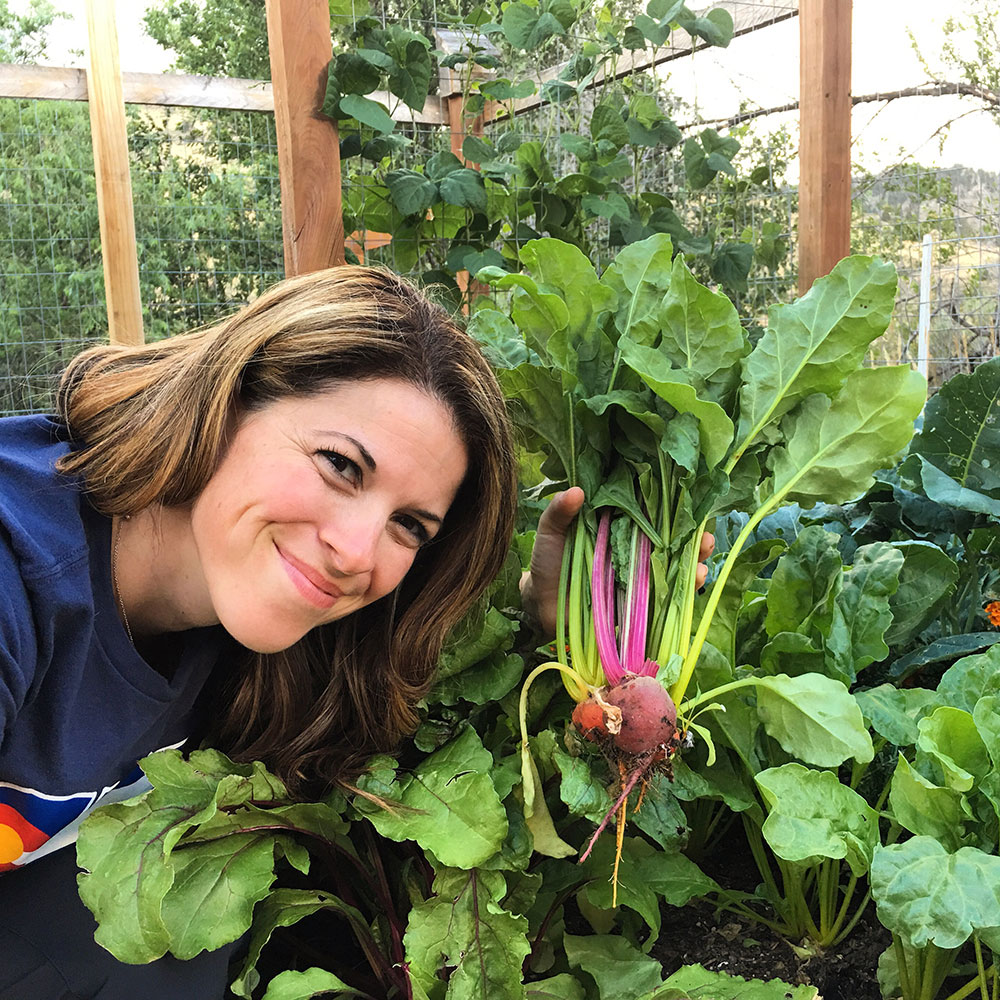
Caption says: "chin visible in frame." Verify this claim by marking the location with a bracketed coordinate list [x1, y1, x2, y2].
[220, 616, 311, 654]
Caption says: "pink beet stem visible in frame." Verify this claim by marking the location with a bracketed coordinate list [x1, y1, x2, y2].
[592, 511, 624, 686]
[622, 528, 651, 673]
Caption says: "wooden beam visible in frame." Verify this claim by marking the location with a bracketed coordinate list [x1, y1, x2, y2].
[0, 63, 450, 121]
[0, 64, 274, 111]
[798, 0, 852, 293]
[265, 0, 344, 275]
[85, 0, 143, 345]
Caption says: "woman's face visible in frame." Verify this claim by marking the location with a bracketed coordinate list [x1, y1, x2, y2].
[188, 377, 468, 652]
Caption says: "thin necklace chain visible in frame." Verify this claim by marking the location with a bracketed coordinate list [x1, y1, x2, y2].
[112, 515, 134, 645]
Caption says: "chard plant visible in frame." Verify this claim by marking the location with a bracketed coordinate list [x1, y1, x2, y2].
[470, 234, 926, 886]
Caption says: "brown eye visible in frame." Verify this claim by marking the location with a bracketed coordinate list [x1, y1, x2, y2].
[394, 513, 430, 546]
[320, 451, 361, 487]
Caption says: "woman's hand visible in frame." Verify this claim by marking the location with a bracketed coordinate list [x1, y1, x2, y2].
[520, 487, 716, 635]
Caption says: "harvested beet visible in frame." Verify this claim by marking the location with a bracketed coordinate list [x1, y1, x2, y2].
[572, 696, 609, 740]
[605, 675, 677, 756]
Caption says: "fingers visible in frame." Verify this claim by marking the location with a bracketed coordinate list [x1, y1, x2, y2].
[536, 486, 585, 537]
[698, 531, 715, 561]
[695, 532, 714, 590]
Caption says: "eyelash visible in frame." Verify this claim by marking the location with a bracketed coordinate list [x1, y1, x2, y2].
[317, 450, 431, 546]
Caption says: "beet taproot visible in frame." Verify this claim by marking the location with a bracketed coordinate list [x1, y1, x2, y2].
[604, 675, 677, 756]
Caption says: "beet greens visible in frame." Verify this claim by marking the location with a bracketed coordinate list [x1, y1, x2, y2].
[473, 235, 926, 853]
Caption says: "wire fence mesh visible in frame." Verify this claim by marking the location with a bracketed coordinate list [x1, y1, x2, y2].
[0, 98, 283, 415]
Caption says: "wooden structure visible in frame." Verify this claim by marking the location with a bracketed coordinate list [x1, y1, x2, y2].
[84, 0, 143, 344]
[1, 0, 856, 328]
[798, 0, 852, 293]
[265, 0, 344, 275]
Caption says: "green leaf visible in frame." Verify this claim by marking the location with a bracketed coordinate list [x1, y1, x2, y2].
[754, 673, 874, 766]
[915, 455, 1000, 517]
[888, 754, 965, 850]
[563, 932, 665, 999]
[231, 889, 360, 998]
[404, 868, 530, 999]
[76, 750, 295, 963]
[764, 526, 842, 639]
[334, 52, 381, 95]
[339, 93, 395, 134]
[885, 541, 960, 647]
[734, 255, 898, 461]
[550, 743, 613, 823]
[855, 684, 942, 747]
[915, 356, 1000, 498]
[590, 101, 630, 151]
[710, 240, 754, 294]
[600, 233, 675, 346]
[502, 2, 564, 48]
[439, 167, 488, 212]
[916, 706, 991, 791]
[467, 308, 532, 369]
[158, 833, 288, 959]
[871, 838, 1000, 950]
[756, 763, 879, 875]
[938, 643, 1000, 713]
[664, 965, 819, 999]
[357, 726, 507, 867]
[385, 168, 438, 215]
[617, 339, 734, 469]
[889, 633, 1000, 684]
[386, 29, 433, 111]
[462, 134, 495, 163]
[498, 363, 575, 480]
[527, 974, 586, 999]
[826, 541, 904, 684]
[259, 967, 361, 999]
[768, 365, 927, 509]
[658, 252, 748, 380]
[559, 132, 595, 160]
[677, 7, 734, 46]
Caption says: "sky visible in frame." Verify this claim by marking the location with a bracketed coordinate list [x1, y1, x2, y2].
[19, 0, 1000, 173]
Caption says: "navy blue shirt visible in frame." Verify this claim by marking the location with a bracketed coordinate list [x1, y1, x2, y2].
[0, 415, 223, 870]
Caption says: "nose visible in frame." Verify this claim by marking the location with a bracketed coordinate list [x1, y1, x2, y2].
[319, 505, 381, 578]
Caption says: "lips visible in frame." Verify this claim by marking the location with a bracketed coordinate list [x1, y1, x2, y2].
[276, 545, 343, 610]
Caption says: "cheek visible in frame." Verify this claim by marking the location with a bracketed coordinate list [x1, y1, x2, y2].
[371, 544, 420, 598]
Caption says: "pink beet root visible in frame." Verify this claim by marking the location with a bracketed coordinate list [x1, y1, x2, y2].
[605, 675, 677, 756]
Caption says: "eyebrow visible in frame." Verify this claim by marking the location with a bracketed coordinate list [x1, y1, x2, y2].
[324, 432, 445, 526]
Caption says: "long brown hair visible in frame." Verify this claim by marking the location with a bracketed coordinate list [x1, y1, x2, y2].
[56, 267, 517, 793]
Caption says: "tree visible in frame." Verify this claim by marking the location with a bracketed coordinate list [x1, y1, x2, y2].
[0, 2, 283, 415]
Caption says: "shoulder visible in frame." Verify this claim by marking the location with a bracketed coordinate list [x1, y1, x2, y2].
[0, 415, 89, 581]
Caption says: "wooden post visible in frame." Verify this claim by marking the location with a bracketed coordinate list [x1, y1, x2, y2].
[85, 0, 143, 345]
[437, 30, 497, 310]
[265, 0, 344, 276]
[798, 0, 852, 294]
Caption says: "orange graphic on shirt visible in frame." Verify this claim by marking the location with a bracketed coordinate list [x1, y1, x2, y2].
[0, 803, 49, 870]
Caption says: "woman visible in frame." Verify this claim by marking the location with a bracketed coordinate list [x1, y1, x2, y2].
[0, 266, 526, 998]
[0, 265, 708, 998]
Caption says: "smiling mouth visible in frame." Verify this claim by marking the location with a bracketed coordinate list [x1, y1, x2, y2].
[276, 546, 343, 610]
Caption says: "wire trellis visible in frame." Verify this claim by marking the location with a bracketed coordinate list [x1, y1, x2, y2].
[0, 98, 283, 415]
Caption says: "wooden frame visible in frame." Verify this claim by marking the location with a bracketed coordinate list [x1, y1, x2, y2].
[85, 0, 143, 345]
[798, 0, 852, 292]
[265, 0, 345, 275]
